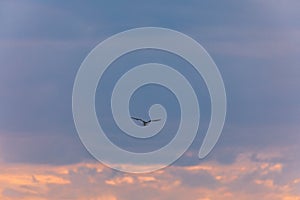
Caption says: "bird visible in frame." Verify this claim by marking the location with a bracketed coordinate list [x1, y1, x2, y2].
[131, 117, 161, 126]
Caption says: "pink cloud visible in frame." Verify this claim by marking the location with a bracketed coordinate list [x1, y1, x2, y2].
[0, 150, 299, 200]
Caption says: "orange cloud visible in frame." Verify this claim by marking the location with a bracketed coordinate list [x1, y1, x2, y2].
[0, 151, 299, 200]
[105, 176, 134, 186]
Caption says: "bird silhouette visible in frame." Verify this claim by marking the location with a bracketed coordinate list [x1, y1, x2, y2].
[131, 117, 161, 126]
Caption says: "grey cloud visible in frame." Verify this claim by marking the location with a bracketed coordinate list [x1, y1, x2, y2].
[171, 168, 219, 189]
[0, 133, 92, 165]
[0, 0, 299, 168]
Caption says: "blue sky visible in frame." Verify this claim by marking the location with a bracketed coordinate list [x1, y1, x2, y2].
[0, 0, 299, 199]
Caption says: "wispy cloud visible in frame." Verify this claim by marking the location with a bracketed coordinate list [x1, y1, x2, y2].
[0, 150, 299, 200]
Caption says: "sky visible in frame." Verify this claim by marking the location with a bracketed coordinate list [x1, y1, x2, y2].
[0, 0, 300, 199]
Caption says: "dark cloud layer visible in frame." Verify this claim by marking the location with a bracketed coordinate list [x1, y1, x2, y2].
[0, 0, 299, 171]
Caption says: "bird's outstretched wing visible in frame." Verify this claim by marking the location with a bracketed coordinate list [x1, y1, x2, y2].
[131, 117, 145, 123]
[151, 119, 161, 122]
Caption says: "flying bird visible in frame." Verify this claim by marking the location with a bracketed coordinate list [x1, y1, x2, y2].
[131, 117, 161, 126]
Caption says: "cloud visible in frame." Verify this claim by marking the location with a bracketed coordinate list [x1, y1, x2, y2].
[0, 149, 299, 200]
[1, 0, 300, 168]
[0, 2, 299, 199]
[0, 1, 103, 40]
[0, 132, 92, 165]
